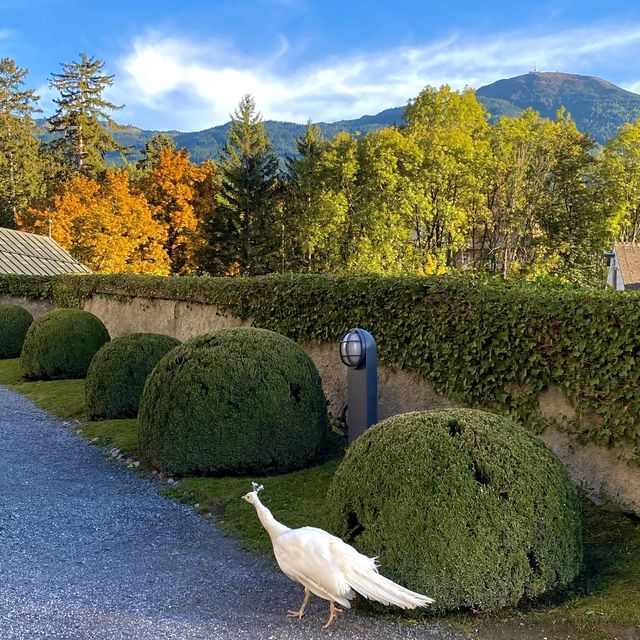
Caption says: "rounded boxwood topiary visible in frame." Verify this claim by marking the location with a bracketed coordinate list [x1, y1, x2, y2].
[20, 308, 110, 380]
[326, 409, 583, 613]
[138, 327, 329, 475]
[85, 333, 181, 420]
[0, 304, 33, 359]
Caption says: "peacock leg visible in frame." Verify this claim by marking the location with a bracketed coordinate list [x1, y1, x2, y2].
[322, 601, 343, 628]
[287, 587, 311, 619]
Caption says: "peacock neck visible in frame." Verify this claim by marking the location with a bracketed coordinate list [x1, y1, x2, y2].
[254, 499, 290, 542]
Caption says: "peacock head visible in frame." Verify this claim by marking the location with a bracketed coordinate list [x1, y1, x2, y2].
[242, 481, 264, 505]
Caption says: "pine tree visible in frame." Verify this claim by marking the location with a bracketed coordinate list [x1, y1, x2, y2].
[285, 121, 325, 269]
[47, 53, 125, 176]
[192, 159, 224, 274]
[0, 58, 41, 228]
[217, 94, 280, 275]
[138, 133, 176, 172]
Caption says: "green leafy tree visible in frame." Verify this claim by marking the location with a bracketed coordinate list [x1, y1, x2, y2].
[403, 85, 491, 272]
[353, 127, 423, 273]
[216, 94, 280, 275]
[0, 58, 41, 228]
[596, 118, 640, 243]
[533, 110, 610, 282]
[311, 131, 361, 272]
[481, 109, 552, 275]
[286, 127, 422, 274]
[47, 53, 125, 176]
[477, 109, 614, 282]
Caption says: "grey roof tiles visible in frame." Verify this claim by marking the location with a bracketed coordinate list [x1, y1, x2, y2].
[0, 227, 91, 275]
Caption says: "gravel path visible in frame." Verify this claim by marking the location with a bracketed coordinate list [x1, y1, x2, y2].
[0, 386, 469, 640]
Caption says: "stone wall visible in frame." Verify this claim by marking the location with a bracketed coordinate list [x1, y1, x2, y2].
[2, 292, 639, 517]
[1, 295, 54, 319]
[82, 294, 455, 425]
[83, 295, 251, 342]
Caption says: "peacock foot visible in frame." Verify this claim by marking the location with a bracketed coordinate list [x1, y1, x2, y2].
[287, 587, 311, 620]
[322, 601, 343, 628]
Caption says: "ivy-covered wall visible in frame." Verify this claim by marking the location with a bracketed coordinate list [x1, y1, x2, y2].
[1, 273, 639, 457]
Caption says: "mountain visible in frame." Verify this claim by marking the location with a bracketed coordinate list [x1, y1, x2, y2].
[154, 73, 640, 159]
[121, 109, 406, 164]
[36, 72, 640, 163]
[476, 71, 640, 143]
[34, 111, 403, 165]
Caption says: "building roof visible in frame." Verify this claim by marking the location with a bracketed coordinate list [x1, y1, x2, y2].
[614, 242, 640, 290]
[0, 227, 91, 276]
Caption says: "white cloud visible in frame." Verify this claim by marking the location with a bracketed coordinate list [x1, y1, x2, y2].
[115, 22, 640, 131]
[624, 80, 640, 94]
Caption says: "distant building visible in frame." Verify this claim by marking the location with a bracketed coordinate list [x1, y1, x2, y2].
[605, 242, 640, 291]
[0, 227, 91, 276]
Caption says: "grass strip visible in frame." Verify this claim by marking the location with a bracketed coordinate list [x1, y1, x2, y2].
[81, 418, 140, 457]
[0, 357, 84, 419]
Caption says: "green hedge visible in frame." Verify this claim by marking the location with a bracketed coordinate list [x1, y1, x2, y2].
[1, 273, 638, 455]
[325, 409, 583, 613]
[20, 308, 110, 380]
[138, 327, 329, 475]
[0, 304, 33, 358]
[85, 333, 181, 419]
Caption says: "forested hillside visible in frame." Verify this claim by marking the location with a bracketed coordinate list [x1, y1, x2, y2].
[38, 110, 405, 162]
[477, 72, 640, 143]
[34, 72, 640, 162]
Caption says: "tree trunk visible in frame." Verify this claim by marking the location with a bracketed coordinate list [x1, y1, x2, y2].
[8, 152, 17, 226]
[502, 239, 509, 279]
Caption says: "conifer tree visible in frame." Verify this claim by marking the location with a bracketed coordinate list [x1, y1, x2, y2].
[47, 53, 125, 176]
[216, 94, 280, 275]
[138, 133, 176, 172]
[0, 58, 41, 227]
[285, 121, 325, 269]
[192, 159, 224, 274]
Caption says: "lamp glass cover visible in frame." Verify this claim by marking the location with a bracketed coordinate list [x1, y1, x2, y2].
[340, 331, 364, 367]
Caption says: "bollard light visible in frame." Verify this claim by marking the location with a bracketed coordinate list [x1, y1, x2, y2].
[339, 328, 377, 443]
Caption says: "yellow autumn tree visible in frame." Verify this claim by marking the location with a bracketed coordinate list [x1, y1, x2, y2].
[140, 146, 205, 274]
[19, 169, 169, 274]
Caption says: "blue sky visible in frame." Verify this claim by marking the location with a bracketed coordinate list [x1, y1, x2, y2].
[2, 0, 640, 131]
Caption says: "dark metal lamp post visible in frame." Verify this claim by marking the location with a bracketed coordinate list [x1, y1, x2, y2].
[339, 328, 377, 443]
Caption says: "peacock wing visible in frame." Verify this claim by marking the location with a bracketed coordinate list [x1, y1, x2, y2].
[273, 527, 356, 608]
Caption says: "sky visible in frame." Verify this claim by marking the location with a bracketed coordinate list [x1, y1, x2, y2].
[2, 0, 640, 132]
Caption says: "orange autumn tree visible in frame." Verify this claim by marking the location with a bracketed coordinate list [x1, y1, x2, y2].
[140, 146, 206, 274]
[20, 169, 169, 273]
